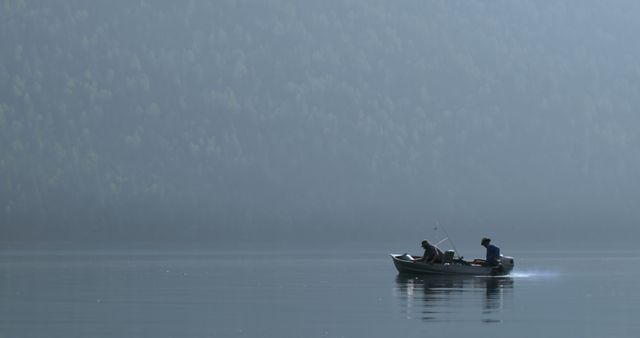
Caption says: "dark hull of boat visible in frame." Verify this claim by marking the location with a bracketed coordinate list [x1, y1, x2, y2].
[391, 254, 512, 276]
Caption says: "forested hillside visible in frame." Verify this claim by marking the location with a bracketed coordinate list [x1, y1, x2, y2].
[2, 0, 640, 244]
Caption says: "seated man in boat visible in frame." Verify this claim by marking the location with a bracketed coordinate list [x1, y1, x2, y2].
[419, 240, 444, 264]
[480, 237, 501, 267]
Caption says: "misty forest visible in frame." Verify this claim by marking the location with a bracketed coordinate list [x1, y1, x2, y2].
[2, 0, 640, 246]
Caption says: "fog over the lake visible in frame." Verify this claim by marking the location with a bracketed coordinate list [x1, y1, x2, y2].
[2, 1, 639, 248]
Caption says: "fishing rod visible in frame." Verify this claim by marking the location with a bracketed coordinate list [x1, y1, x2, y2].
[435, 237, 449, 246]
[434, 221, 462, 259]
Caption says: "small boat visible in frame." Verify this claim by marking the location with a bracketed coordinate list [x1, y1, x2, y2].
[390, 251, 515, 276]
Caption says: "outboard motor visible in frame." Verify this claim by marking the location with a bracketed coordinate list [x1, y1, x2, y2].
[499, 255, 515, 273]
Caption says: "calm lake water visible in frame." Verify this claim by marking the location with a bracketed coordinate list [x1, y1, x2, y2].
[1, 248, 639, 337]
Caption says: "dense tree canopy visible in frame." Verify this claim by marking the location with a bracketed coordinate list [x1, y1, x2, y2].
[2, 0, 640, 245]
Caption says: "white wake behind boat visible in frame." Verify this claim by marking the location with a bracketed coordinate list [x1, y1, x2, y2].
[390, 251, 515, 276]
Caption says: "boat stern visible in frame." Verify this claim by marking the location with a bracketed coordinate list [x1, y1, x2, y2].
[497, 255, 515, 275]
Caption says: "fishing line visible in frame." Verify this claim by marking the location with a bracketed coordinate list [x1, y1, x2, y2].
[434, 221, 461, 258]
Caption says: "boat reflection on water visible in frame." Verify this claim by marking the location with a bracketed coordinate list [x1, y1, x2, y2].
[394, 274, 514, 323]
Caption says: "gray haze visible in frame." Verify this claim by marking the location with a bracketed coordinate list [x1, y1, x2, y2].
[2, 1, 640, 248]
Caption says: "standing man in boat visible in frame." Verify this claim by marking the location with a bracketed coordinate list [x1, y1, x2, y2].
[481, 237, 501, 267]
[420, 240, 443, 264]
